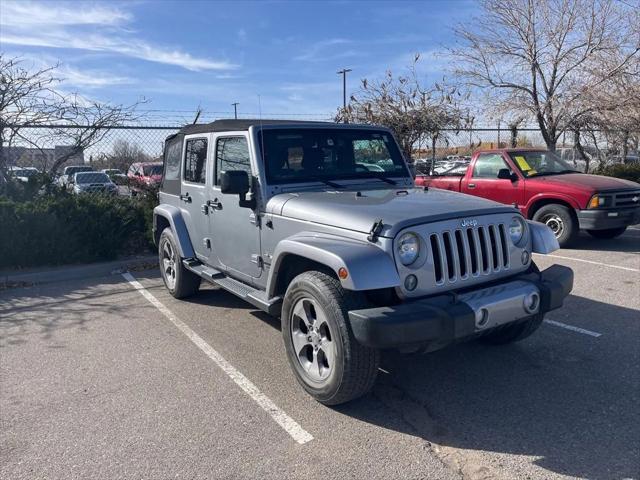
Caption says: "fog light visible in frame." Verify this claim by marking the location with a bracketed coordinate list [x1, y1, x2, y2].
[523, 292, 540, 314]
[404, 274, 418, 291]
[521, 250, 530, 265]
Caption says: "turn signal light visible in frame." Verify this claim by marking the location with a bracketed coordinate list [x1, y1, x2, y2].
[338, 267, 349, 280]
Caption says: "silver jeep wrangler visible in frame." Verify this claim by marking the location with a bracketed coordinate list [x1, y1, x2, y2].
[154, 120, 573, 405]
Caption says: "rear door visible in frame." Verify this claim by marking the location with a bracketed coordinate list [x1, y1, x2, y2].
[179, 135, 211, 261]
[462, 152, 523, 207]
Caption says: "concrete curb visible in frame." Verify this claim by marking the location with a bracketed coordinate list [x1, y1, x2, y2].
[0, 255, 158, 288]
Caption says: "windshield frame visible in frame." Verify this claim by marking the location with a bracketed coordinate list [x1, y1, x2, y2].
[257, 126, 411, 186]
[507, 150, 578, 178]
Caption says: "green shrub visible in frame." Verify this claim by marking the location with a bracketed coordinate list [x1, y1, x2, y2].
[593, 163, 640, 184]
[0, 192, 156, 269]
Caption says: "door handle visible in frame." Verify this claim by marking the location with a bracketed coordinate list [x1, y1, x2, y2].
[208, 199, 223, 210]
[467, 183, 476, 189]
[180, 193, 192, 203]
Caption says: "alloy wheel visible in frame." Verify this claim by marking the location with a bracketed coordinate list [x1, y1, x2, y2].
[290, 297, 336, 383]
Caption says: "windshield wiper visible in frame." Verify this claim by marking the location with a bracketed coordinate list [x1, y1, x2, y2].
[307, 176, 345, 189]
[371, 174, 397, 185]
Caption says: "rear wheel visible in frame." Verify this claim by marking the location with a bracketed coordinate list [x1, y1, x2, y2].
[532, 204, 578, 247]
[587, 227, 627, 239]
[158, 228, 201, 299]
[479, 313, 544, 345]
[281, 271, 380, 405]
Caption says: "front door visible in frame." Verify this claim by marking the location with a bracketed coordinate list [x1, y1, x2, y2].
[209, 133, 262, 280]
[179, 135, 211, 261]
[462, 152, 523, 207]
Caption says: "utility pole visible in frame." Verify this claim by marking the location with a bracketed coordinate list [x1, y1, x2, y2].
[231, 102, 239, 119]
[336, 68, 352, 120]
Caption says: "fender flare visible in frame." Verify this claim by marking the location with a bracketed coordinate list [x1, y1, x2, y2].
[525, 193, 581, 217]
[527, 220, 559, 254]
[153, 205, 196, 258]
[267, 233, 400, 297]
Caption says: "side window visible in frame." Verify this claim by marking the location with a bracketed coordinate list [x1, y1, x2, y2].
[215, 137, 251, 185]
[163, 137, 182, 181]
[472, 154, 508, 178]
[183, 138, 207, 184]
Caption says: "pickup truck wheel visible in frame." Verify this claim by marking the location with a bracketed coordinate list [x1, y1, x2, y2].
[281, 271, 380, 405]
[158, 228, 201, 299]
[532, 204, 578, 247]
[479, 313, 544, 345]
[587, 227, 627, 239]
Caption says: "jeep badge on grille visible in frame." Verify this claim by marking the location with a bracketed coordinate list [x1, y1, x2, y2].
[461, 219, 478, 228]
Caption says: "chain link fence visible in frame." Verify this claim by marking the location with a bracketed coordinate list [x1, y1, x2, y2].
[2, 123, 639, 195]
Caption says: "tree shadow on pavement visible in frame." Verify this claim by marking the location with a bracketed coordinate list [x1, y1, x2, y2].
[565, 230, 640, 253]
[335, 294, 639, 480]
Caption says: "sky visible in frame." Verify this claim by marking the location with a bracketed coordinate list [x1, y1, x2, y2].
[0, 0, 478, 125]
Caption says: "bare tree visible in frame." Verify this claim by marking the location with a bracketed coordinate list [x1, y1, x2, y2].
[105, 139, 151, 171]
[449, 0, 640, 151]
[0, 55, 143, 178]
[337, 55, 466, 161]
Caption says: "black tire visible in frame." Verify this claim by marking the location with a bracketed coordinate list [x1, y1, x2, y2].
[587, 227, 627, 239]
[532, 204, 578, 247]
[281, 271, 380, 405]
[479, 313, 544, 345]
[158, 227, 201, 299]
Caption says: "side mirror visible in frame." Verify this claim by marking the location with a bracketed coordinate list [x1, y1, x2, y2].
[220, 170, 255, 209]
[135, 172, 141, 177]
[497, 168, 517, 181]
[220, 170, 250, 194]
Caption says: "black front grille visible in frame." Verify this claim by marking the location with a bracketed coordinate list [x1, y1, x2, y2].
[614, 190, 640, 208]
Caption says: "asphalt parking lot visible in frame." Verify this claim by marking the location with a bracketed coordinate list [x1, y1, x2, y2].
[1, 229, 639, 480]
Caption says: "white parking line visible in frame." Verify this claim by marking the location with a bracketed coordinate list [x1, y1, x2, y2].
[544, 319, 602, 337]
[535, 253, 640, 272]
[121, 272, 313, 445]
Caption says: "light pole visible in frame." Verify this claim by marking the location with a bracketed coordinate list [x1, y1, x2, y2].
[231, 102, 239, 119]
[336, 68, 352, 118]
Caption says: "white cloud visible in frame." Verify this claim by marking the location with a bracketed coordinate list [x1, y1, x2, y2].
[0, 1, 238, 72]
[58, 66, 134, 88]
[0, 1, 130, 26]
[294, 38, 354, 61]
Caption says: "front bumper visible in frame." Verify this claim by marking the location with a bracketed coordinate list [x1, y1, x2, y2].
[348, 264, 573, 350]
[577, 207, 640, 230]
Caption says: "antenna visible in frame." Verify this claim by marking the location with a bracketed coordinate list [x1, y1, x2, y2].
[258, 95, 265, 163]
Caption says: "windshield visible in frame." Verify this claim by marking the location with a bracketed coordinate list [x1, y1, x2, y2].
[75, 172, 110, 184]
[259, 128, 409, 185]
[509, 151, 577, 177]
[143, 165, 163, 176]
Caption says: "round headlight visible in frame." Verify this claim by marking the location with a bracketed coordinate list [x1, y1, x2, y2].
[397, 232, 420, 266]
[509, 216, 526, 245]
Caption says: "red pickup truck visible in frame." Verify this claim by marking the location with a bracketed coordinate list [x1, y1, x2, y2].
[415, 148, 640, 247]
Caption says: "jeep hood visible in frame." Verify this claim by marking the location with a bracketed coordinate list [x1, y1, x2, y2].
[267, 188, 516, 237]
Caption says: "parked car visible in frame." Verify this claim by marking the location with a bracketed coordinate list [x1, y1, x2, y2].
[59, 165, 94, 188]
[127, 162, 163, 194]
[153, 120, 573, 405]
[8, 166, 40, 182]
[72, 172, 118, 195]
[415, 148, 640, 247]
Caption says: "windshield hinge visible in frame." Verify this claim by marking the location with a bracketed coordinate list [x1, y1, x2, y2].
[367, 219, 384, 243]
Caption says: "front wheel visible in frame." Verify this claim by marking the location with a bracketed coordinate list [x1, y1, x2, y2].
[281, 271, 380, 405]
[479, 313, 544, 345]
[587, 227, 627, 239]
[532, 204, 578, 248]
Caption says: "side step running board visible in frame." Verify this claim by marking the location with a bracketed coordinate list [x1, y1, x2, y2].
[182, 259, 282, 316]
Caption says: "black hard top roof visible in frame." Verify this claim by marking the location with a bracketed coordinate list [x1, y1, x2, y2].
[177, 119, 335, 136]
